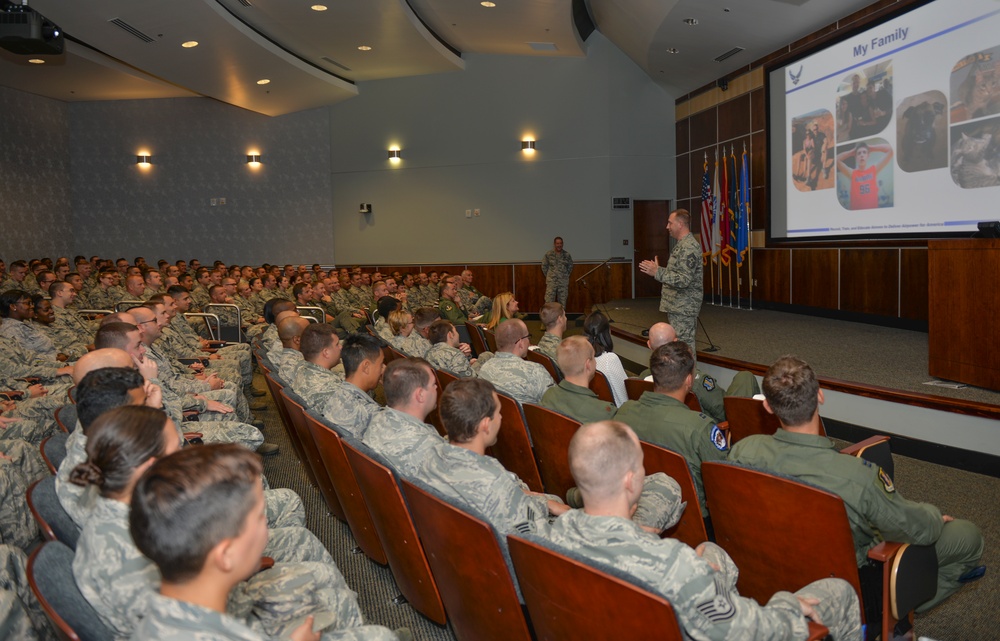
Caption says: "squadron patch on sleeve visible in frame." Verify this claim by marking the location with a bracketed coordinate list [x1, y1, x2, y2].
[710, 425, 729, 451]
[702, 375, 716, 392]
[878, 468, 895, 493]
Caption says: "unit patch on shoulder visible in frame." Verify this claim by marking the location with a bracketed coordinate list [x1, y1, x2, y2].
[702, 375, 716, 392]
[878, 467, 895, 493]
[710, 425, 728, 451]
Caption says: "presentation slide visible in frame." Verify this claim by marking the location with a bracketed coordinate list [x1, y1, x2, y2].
[769, 0, 1000, 239]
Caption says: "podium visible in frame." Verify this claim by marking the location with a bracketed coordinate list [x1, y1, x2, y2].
[928, 239, 1000, 392]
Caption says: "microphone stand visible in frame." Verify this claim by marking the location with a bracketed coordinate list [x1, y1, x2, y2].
[576, 258, 616, 323]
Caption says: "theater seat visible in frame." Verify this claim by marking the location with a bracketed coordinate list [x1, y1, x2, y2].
[28, 541, 113, 641]
[521, 403, 581, 501]
[26, 476, 80, 550]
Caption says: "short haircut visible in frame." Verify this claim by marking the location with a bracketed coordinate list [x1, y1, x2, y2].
[762, 355, 819, 427]
[130, 444, 261, 584]
[583, 311, 613, 357]
[413, 307, 440, 329]
[208, 285, 225, 299]
[166, 285, 189, 298]
[440, 378, 497, 444]
[377, 295, 400, 320]
[50, 281, 73, 297]
[427, 319, 454, 345]
[340, 333, 383, 378]
[556, 336, 593, 378]
[69, 406, 171, 498]
[300, 323, 336, 360]
[495, 319, 527, 351]
[649, 342, 694, 392]
[383, 358, 433, 407]
[94, 322, 139, 350]
[539, 302, 564, 329]
[568, 421, 641, 502]
[264, 299, 296, 325]
[672, 209, 691, 228]
[292, 282, 309, 300]
[388, 310, 412, 336]
[76, 367, 145, 430]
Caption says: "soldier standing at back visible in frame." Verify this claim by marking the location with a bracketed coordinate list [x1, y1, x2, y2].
[541, 236, 573, 307]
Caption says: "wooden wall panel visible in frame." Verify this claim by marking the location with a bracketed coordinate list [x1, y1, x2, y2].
[839, 249, 899, 316]
[690, 107, 718, 151]
[750, 88, 766, 132]
[792, 249, 838, 309]
[718, 94, 751, 143]
[467, 264, 513, 299]
[677, 152, 692, 200]
[676, 119, 690, 154]
[750, 131, 767, 189]
[900, 248, 928, 321]
[751, 249, 791, 304]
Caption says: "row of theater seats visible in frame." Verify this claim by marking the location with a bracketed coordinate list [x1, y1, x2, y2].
[259, 334, 935, 641]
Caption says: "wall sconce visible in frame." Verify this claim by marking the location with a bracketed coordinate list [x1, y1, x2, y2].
[136, 154, 152, 166]
[387, 149, 402, 163]
[246, 153, 262, 167]
[521, 139, 536, 154]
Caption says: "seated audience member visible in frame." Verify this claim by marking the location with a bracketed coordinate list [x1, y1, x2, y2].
[425, 319, 482, 378]
[0, 290, 64, 362]
[373, 295, 400, 342]
[642, 322, 758, 423]
[362, 358, 444, 477]
[129, 443, 401, 641]
[543, 420, 863, 641]
[729, 355, 985, 613]
[0, 542, 51, 640]
[291, 323, 345, 411]
[404, 307, 437, 358]
[322, 334, 384, 438]
[534, 302, 566, 360]
[45, 281, 93, 358]
[478, 319, 554, 404]
[458, 269, 493, 318]
[480, 292, 520, 330]
[271, 316, 311, 384]
[418, 377, 569, 534]
[387, 309, 416, 354]
[614, 342, 727, 517]
[540, 336, 616, 423]
[437, 277, 468, 325]
[583, 311, 628, 407]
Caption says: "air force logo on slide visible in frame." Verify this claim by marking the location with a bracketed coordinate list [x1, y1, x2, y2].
[789, 65, 803, 86]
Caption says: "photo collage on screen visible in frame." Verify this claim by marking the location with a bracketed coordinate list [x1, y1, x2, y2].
[950, 46, 1000, 189]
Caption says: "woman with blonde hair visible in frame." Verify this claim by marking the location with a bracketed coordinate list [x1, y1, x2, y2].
[481, 292, 520, 330]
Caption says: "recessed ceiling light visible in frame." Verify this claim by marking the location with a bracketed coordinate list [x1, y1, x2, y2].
[181, 40, 199, 48]
[311, 4, 327, 10]
[683, 18, 698, 25]
[667, 48, 679, 54]
[357, 45, 372, 51]
[257, 79, 270, 85]
[28, 58, 45, 64]
[481, 1, 496, 6]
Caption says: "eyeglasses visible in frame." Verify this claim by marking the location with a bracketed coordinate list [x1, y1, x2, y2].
[519, 334, 531, 343]
[137, 319, 157, 325]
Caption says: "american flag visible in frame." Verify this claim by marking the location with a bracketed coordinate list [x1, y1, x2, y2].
[699, 158, 713, 263]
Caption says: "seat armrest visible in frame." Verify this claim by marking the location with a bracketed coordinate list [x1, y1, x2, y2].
[178, 357, 210, 366]
[840, 435, 890, 456]
[258, 556, 275, 572]
[867, 540, 904, 563]
[183, 432, 204, 441]
[806, 622, 830, 641]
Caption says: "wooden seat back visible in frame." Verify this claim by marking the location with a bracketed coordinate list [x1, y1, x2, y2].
[483, 328, 497, 353]
[28, 541, 114, 641]
[341, 440, 447, 625]
[526, 349, 562, 382]
[624, 377, 652, 401]
[722, 396, 781, 444]
[465, 322, 488, 356]
[54, 404, 76, 434]
[521, 403, 581, 501]
[303, 412, 386, 564]
[280, 390, 345, 521]
[492, 391, 544, 493]
[588, 370, 615, 404]
[508, 534, 684, 641]
[638, 441, 708, 548]
[400, 477, 531, 641]
[263, 373, 306, 462]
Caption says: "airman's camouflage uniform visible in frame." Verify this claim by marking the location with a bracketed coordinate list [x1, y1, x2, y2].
[478, 352, 554, 404]
[541, 249, 573, 307]
[291, 362, 344, 413]
[362, 408, 446, 478]
[534, 334, 561, 361]
[652, 233, 703, 356]
[322, 383, 380, 438]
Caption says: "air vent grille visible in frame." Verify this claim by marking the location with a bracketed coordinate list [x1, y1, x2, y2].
[612, 197, 631, 210]
[714, 47, 744, 62]
[108, 18, 154, 43]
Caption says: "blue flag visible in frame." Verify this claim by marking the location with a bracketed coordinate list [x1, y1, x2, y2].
[736, 149, 750, 266]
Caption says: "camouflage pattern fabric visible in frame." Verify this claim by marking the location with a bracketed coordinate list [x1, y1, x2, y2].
[478, 352, 553, 404]
[362, 408, 446, 478]
[541, 249, 573, 307]
[322, 383, 381, 439]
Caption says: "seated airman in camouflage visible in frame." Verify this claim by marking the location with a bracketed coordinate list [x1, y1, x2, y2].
[0, 437, 47, 550]
[372, 294, 399, 343]
[46, 282, 93, 358]
[122, 273, 147, 305]
[0, 290, 64, 362]
[323, 334, 385, 438]
[478, 319, 554, 404]
[271, 316, 310, 384]
[0, 543, 53, 640]
[459, 269, 493, 317]
[130, 443, 402, 641]
[363, 358, 445, 477]
[400, 307, 436, 358]
[291, 323, 345, 412]
[544, 421, 863, 641]
[140, 268, 163, 300]
[424, 319, 487, 378]
[29, 295, 78, 361]
[541, 336, 616, 424]
[534, 302, 566, 361]
[641, 322, 758, 424]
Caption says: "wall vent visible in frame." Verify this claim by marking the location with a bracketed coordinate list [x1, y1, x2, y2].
[612, 197, 632, 210]
[108, 18, 154, 43]
[714, 47, 745, 62]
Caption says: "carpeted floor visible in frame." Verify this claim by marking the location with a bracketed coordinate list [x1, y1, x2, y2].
[255, 364, 995, 641]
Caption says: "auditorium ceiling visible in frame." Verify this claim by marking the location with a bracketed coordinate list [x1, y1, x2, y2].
[1, 0, 881, 115]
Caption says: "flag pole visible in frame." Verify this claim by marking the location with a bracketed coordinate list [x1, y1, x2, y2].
[704, 152, 716, 305]
[745, 142, 754, 310]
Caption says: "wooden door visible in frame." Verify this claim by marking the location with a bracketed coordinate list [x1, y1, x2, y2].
[633, 200, 671, 298]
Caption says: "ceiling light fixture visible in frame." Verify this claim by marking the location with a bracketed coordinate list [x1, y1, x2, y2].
[311, 4, 328, 10]
[181, 40, 199, 48]
[357, 45, 372, 51]
[28, 58, 44, 64]
[667, 48, 679, 54]
[683, 18, 698, 25]
[481, 1, 496, 7]
[256, 79, 270, 85]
